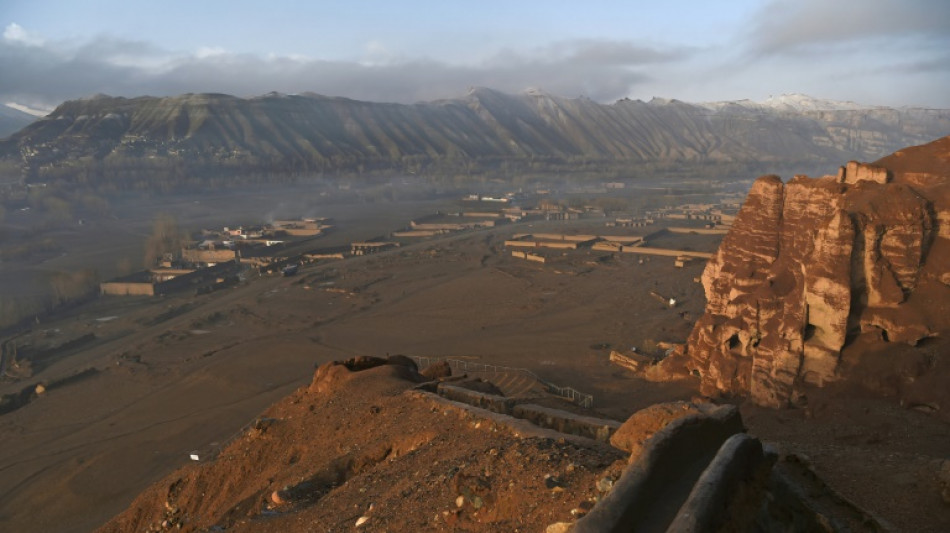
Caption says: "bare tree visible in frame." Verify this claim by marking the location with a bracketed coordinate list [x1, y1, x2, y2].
[143, 214, 186, 267]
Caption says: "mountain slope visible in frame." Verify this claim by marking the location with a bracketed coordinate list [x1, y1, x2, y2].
[1, 89, 948, 186]
[0, 104, 38, 139]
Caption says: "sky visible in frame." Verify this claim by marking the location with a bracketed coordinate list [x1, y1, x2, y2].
[1, 0, 948, 113]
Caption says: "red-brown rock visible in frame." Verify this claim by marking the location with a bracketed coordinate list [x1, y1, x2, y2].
[662, 136, 950, 407]
[419, 360, 452, 380]
[609, 401, 718, 461]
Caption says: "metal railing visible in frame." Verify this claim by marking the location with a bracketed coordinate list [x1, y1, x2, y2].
[410, 356, 593, 408]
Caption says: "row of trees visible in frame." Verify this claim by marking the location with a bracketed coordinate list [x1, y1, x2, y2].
[0, 269, 99, 331]
[18, 150, 784, 194]
[0, 213, 184, 331]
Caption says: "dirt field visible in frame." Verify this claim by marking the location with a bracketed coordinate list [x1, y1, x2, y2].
[1, 204, 948, 532]
[0, 213, 705, 532]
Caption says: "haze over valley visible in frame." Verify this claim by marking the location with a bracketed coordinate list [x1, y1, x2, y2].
[1, 1, 949, 532]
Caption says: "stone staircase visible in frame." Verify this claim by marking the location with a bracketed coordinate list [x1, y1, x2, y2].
[409, 356, 593, 407]
[484, 371, 545, 397]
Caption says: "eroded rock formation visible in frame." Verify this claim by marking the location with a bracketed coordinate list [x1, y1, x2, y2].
[663, 136, 950, 407]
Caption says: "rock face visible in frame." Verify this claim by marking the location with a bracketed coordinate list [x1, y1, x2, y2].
[666, 136, 950, 407]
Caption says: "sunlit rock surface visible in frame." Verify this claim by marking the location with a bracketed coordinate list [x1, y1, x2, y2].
[663, 137, 950, 407]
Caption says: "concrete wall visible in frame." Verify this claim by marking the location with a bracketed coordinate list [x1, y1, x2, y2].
[280, 228, 323, 236]
[101, 261, 238, 296]
[621, 246, 714, 259]
[181, 248, 238, 264]
[532, 233, 598, 242]
[599, 236, 643, 244]
[100, 281, 156, 296]
[428, 386, 618, 443]
[462, 212, 502, 218]
[505, 240, 578, 250]
[512, 404, 620, 443]
[413, 222, 465, 231]
[511, 251, 546, 263]
[436, 384, 516, 415]
[668, 227, 730, 235]
[392, 230, 440, 237]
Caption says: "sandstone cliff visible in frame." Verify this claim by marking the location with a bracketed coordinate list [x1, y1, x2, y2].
[663, 136, 950, 408]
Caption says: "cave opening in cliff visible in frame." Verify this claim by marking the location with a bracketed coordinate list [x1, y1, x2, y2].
[728, 333, 741, 351]
[804, 323, 817, 342]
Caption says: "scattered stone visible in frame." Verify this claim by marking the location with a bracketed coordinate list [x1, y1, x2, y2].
[546, 522, 574, 533]
[596, 477, 613, 493]
[355, 515, 369, 527]
[34, 384, 46, 395]
[252, 417, 276, 433]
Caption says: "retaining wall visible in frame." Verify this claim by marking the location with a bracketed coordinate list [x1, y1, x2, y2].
[512, 404, 620, 443]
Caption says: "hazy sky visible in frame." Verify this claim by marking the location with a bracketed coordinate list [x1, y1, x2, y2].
[2, 0, 948, 111]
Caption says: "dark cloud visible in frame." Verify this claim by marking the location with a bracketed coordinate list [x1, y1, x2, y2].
[748, 0, 950, 55]
[0, 34, 676, 109]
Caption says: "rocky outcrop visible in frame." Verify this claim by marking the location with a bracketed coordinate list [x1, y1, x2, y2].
[662, 136, 950, 407]
[609, 401, 719, 461]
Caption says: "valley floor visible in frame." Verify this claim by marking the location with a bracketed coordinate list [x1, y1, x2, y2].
[0, 219, 947, 532]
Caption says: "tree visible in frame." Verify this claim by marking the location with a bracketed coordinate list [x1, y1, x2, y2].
[49, 269, 99, 305]
[116, 256, 133, 276]
[143, 214, 186, 267]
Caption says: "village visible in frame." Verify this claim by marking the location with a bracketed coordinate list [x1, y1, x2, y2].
[95, 186, 739, 302]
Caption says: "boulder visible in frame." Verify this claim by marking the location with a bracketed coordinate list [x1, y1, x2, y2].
[420, 360, 452, 380]
[309, 356, 423, 395]
[608, 350, 654, 373]
[610, 401, 717, 460]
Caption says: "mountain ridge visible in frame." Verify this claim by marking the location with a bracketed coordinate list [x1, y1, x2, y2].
[0, 104, 39, 139]
[1, 88, 948, 187]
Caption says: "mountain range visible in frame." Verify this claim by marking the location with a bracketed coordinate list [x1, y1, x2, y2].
[1, 89, 948, 187]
